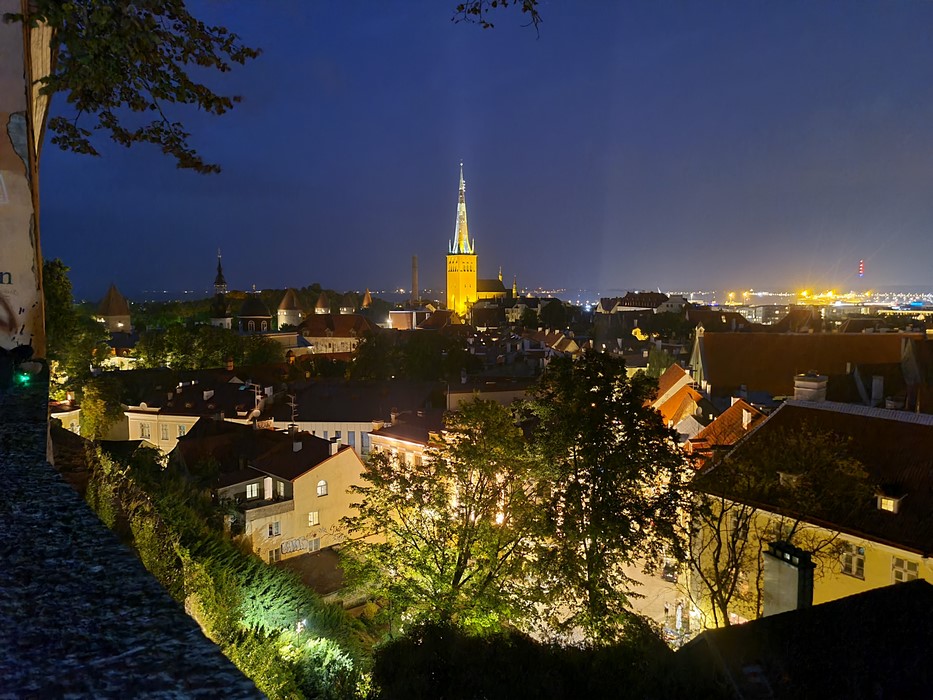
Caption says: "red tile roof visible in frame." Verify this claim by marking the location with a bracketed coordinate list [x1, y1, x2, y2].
[695, 332, 917, 397]
[298, 313, 377, 338]
[687, 399, 766, 465]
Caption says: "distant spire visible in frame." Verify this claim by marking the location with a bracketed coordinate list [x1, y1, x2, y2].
[498, 266, 502, 282]
[450, 162, 473, 255]
[512, 275, 517, 297]
[214, 249, 227, 295]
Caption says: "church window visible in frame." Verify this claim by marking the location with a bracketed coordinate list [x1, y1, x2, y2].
[248, 320, 255, 332]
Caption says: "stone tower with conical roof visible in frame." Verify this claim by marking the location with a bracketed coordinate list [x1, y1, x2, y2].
[314, 291, 330, 315]
[277, 288, 304, 329]
[446, 163, 477, 316]
[97, 283, 131, 332]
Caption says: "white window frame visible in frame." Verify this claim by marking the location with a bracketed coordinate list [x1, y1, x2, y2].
[246, 483, 259, 500]
[160, 424, 169, 441]
[140, 422, 151, 439]
[276, 481, 285, 498]
[316, 480, 328, 497]
[893, 556, 919, 583]
[268, 548, 281, 563]
[177, 424, 187, 437]
[309, 537, 321, 552]
[308, 511, 320, 527]
[841, 543, 865, 579]
[268, 521, 281, 537]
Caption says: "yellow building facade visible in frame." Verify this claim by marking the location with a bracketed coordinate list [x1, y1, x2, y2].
[241, 446, 367, 564]
[446, 163, 477, 316]
[687, 501, 933, 631]
[686, 400, 933, 632]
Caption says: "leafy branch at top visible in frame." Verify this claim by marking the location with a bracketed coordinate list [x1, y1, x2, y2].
[8, 0, 260, 174]
[453, 0, 541, 31]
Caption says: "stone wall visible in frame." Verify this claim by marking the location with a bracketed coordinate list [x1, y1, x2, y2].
[0, 368, 261, 697]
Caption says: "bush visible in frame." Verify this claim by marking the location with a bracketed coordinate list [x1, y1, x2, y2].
[370, 621, 677, 700]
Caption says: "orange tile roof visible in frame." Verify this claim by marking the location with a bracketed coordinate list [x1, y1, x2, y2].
[687, 399, 766, 465]
[656, 363, 691, 399]
[656, 384, 703, 426]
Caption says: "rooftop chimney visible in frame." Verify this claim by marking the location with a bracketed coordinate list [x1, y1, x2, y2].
[293, 438, 302, 453]
[329, 437, 339, 456]
[793, 372, 827, 402]
[871, 375, 884, 408]
[742, 408, 752, 430]
[762, 541, 814, 617]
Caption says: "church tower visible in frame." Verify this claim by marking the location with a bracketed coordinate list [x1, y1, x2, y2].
[214, 249, 227, 295]
[210, 249, 232, 329]
[446, 163, 477, 316]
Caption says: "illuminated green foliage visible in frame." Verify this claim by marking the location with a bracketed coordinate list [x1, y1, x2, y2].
[82, 445, 366, 699]
[343, 399, 544, 632]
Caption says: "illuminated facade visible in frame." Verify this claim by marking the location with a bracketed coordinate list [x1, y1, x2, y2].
[446, 163, 477, 316]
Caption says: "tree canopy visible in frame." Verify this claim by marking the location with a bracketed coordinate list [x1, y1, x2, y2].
[135, 324, 282, 369]
[9, 0, 259, 173]
[43, 258, 112, 399]
[343, 399, 543, 632]
[527, 351, 691, 643]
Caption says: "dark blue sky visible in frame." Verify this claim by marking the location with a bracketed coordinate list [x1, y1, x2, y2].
[40, 0, 933, 300]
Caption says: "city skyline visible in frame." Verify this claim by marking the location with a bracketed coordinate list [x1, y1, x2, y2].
[39, 1, 933, 299]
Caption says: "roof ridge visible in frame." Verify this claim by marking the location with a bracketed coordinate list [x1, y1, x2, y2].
[783, 399, 933, 426]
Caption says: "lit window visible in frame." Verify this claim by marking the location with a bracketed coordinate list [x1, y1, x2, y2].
[317, 480, 328, 497]
[268, 521, 281, 537]
[361, 432, 371, 454]
[268, 548, 281, 563]
[309, 537, 321, 552]
[308, 511, 320, 527]
[178, 424, 187, 437]
[246, 483, 259, 500]
[893, 557, 919, 583]
[276, 481, 285, 498]
[140, 423, 151, 439]
[841, 543, 865, 579]
[877, 496, 902, 513]
[160, 424, 169, 441]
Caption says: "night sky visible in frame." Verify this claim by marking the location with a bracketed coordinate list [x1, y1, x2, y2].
[39, 0, 933, 301]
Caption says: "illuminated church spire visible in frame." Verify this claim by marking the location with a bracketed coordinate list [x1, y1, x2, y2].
[449, 162, 474, 255]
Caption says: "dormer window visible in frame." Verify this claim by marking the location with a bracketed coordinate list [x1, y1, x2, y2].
[876, 486, 906, 513]
[877, 495, 904, 513]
